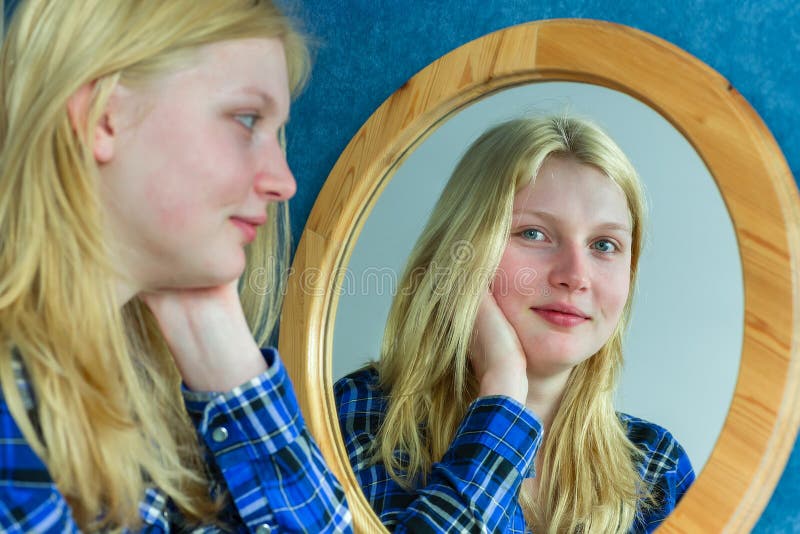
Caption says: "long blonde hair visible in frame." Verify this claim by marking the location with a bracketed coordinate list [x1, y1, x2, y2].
[375, 116, 649, 532]
[0, 0, 309, 530]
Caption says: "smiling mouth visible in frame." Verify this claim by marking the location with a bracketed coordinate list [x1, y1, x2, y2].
[531, 307, 590, 327]
[231, 218, 259, 243]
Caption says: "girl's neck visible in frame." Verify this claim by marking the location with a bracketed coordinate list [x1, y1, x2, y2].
[525, 368, 571, 432]
[525, 369, 572, 499]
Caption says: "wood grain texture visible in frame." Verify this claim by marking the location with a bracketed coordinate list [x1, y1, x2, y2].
[278, 19, 800, 533]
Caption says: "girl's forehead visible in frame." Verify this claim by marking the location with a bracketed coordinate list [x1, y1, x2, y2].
[512, 160, 632, 228]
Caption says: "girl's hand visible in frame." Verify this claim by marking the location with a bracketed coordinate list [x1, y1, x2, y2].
[141, 279, 266, 392]
[470, 291, 528, 404]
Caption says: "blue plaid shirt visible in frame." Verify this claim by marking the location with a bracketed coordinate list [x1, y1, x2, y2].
[335, 368, 695, 533]
[0, 348, 352, 533]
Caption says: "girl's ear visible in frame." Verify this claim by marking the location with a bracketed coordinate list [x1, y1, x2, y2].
[67, 82, 115, 163]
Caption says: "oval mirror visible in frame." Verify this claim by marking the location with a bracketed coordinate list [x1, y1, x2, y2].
[279, 19, 800, 532]
[332, 79, 743, 478]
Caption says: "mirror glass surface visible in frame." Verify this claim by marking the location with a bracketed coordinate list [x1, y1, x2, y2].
[332, 81, 743, 475]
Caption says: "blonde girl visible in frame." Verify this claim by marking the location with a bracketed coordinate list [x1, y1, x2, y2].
[335, 116, 694, 533]
[0, 1, 351, 531]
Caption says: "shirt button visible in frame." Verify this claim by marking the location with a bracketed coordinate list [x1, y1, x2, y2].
[212, 426, 229, 443]
[255, 525, 271, 534]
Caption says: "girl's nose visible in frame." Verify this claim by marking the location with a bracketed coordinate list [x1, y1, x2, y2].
[254, 135, 297, 201]
[548, 245, 590, 292]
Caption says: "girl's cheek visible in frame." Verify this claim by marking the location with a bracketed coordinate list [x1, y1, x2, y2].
[157, 205, 192, 231]
[607, 276, 631, 316]
[141, 180, 193, 230]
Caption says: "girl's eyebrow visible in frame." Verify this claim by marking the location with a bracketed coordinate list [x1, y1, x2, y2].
[244, 87, 272, 103]
[236, 86, 290, 123]
[511, 209, 632, 233]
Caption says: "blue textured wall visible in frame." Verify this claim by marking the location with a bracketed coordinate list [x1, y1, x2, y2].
[284, 1, 799, 532]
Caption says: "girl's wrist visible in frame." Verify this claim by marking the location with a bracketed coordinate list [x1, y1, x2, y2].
[478, 371, 527, 404]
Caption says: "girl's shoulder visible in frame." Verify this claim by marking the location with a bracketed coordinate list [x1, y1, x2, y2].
[618, 413, 677, 444]
[334, 366, 384, 403]
[617, 412, 695, 485]
[0, 379, 69, 531]
[333, 366, 389, 436]
[618, 413, 696, 528]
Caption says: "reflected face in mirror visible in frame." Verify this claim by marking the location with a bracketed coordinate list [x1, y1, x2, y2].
[333, 115, 696, 533]
[498, 156, 632, 379]
[334, 82, 742, 480]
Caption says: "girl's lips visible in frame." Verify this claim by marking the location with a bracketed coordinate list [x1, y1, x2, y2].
[231, 218, 258, 243]
[532, 308, 589, 327]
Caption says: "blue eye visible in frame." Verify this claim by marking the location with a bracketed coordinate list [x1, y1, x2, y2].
[235, 114, 261, 130]
[593, 239, 617, 253]
[521, 228, 545, 241]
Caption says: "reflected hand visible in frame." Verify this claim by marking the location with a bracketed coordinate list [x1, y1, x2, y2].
[141, 278, 266, 392]
[470, 291, 528, 404]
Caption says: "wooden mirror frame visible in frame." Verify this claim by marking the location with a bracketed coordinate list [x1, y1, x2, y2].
[279, 19, 800, 532]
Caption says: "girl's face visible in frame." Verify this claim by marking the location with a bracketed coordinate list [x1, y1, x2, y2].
[98, 38, 293, 292]
[492, 155, 633, 379]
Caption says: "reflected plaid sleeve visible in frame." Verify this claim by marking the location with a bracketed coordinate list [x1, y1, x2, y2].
[334, 368, 541, 533]
[184, 347, 352, 533]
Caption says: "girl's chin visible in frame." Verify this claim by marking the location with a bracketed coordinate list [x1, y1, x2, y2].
[172, 262, 246, 290]
[206, 252, 247, 281]
[523, 348, 595, 377]
[202, 266, 246, 288]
